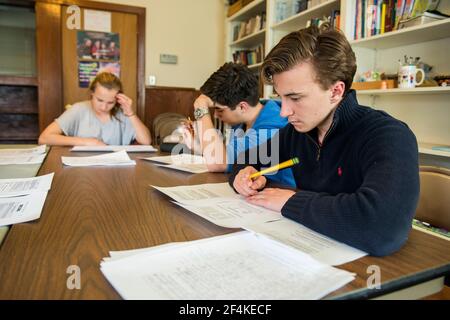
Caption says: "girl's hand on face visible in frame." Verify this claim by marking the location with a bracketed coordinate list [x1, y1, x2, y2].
[116, 93, 134, 116]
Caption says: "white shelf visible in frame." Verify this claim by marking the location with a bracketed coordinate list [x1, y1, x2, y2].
[356, 86, 450, 96]
[350, 18, 450, 49]
[230, 28, 265, 47]
[271, 0, 339, 31]
[227, 0, 266, 22]
[419, 143, 450, 158]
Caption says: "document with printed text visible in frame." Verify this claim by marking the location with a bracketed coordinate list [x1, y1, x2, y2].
[101, 232, 355, 299]
[244, 218, 367, 266]
[71, 145, 157, 153]
[142, 154, 208, 174]
[0, 145, 46, 156]
[0, 191, 49, 227]
[152, 182, 367, 265]
[0, 173, 54, 197]
[62, 150, 136, 167]
[0, 154, 46, 166]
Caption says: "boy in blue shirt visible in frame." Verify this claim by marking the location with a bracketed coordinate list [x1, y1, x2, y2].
[183, 62, 295, 187]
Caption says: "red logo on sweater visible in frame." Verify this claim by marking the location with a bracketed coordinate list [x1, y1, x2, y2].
[338, 167, 343, 176]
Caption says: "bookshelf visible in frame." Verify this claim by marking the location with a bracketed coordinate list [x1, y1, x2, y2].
[224, 0, 450, 162]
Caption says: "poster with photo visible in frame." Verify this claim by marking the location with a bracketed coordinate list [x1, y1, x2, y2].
[99, 62, 120, 78]
[78, 61, 99, 88]
[77, 31, 120, 61]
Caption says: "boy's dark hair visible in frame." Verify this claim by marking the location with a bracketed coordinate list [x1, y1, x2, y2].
[200, 62, 259, 109]
[262, 23, 357, 94]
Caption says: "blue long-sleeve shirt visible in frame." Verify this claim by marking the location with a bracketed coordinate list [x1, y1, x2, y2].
[229, 90, 420, 256]
[226, 100, 295, 187]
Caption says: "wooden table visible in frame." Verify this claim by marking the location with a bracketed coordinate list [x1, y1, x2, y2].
[0, 146, 448, 299]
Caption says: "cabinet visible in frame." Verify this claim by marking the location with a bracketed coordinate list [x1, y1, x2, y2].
[0, 5, 39, 143]
[225, 0, 450, 161]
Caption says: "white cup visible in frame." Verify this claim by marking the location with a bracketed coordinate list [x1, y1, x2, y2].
[398, 65, 425, 89]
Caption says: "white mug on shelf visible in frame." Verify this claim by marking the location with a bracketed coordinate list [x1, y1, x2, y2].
[398, 65, 425, 89]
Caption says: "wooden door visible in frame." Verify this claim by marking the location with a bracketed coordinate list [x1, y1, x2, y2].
[61, 7, 137, 112]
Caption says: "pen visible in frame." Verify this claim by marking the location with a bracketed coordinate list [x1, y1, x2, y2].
[249, 157, 299, 180]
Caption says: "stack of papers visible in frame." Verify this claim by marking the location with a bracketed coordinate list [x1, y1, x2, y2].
[71, 145, 157, 152]
[101, 231, 356, 300]
[152, 182, 367, 266]
[62, 150, 136, 167]
[0, 173, 54, 227]
[0, 145, 47, 165]
[142, 154, 208, 173]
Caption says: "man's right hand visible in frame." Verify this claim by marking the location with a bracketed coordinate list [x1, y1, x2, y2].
[233, 166, 267, 197]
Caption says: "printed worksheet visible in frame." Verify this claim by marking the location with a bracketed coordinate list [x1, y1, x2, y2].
[101, 232, 355, 300]
[244, 218, 367, 266]
[0, 154, 46, 165]
[0, 173, 54, 197]
[62, 150, 136, 166]
[0, 145, 46, 156]
[0, 191, 48, 227]
[71, 145, 157, 152]
[143, 154, 208, 174]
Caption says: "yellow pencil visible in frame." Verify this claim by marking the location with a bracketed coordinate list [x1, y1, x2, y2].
[249, 157, 299, 180]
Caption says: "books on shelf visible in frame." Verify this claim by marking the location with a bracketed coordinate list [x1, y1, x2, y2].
[232, 43, 265, 66]
[398, 11, 447, 28]
[354, 0, 447, 40]
[232, 12, 266, 42]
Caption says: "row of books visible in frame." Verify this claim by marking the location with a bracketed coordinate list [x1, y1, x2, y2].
[353, 0, 444, 40]
[232, 12, 267, 42]
[306, 10, 341, 29]
[232, 44, 265, 66]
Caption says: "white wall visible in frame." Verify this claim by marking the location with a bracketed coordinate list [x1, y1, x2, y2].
[97, 0, 226, 89]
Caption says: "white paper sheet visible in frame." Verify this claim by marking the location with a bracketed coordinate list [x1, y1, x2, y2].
[71, 145, 157, 153]
[175, 200, 280, 228]
[0, 173, 54, 198]
[152, 183, 237, 203]
[0, 154, 46, 165]
[62, 150, 136, 167]
[84, 9, 111, 32]
[0, 145, 46, 156]
[152, 182, 366, 265]
[244, 218, 367, 266]
[101, 232, 355, 300]
[142, 154, 208, 174]
[0, 191, 49, 227]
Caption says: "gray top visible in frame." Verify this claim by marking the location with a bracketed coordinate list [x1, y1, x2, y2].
[56, 101, 136, 145]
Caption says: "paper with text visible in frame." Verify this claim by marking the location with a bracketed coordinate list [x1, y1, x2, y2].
[0, 154, 46, 165]
[142, 154, 208, 174]
[62, 150, 136, 167]
[101, 232, 355, 300]
[0, 191, 48, 227]
[175, 200, 280, 228]
[0, 145, 46, 156]
[0, 173, 54, 198]
[244, 218, 367, 266]
[71, 145, 157, 153]
[152, 183, 237, 203]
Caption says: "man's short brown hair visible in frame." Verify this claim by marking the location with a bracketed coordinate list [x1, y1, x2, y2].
[262, 23, 356, 94]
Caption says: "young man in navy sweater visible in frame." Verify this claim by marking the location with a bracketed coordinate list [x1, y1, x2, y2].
[230, 24, 420, 256]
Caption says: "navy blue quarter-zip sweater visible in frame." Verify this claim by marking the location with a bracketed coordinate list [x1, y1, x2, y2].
[230, 90, 420, 256]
